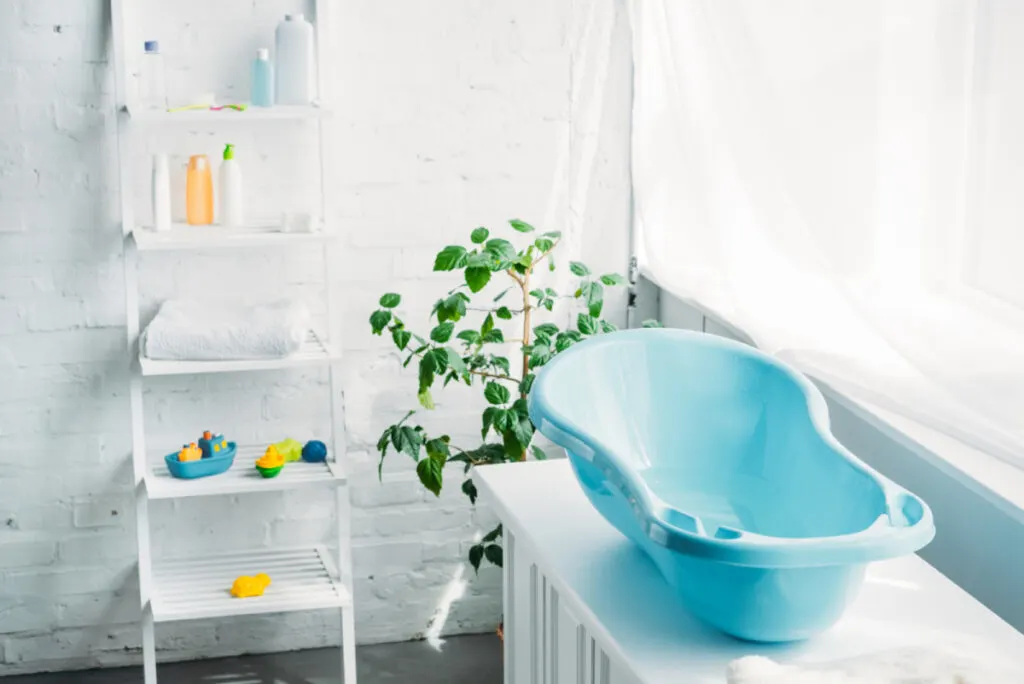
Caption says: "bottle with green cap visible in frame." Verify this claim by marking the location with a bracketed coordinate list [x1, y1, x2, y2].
[218, 143, 243, 228]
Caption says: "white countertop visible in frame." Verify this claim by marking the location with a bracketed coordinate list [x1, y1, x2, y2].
[474, 460, 1024, 683]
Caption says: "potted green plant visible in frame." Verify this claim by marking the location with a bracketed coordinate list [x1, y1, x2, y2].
[369, 219, 658, 571]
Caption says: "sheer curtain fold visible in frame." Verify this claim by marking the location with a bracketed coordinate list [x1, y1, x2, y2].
[631, 0, 1024, 467]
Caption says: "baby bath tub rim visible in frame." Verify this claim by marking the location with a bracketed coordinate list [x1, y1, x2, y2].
[527, 329, 935, 569]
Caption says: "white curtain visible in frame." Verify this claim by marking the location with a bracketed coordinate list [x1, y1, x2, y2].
[631, 0, 1024, 468]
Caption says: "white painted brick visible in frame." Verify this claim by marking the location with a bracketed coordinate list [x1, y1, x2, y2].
[72, 496, 131, 529]
[353, 541, 423, 576]
[0, 538, 56, 569]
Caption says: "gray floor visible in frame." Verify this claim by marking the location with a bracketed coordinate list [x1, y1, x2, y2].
[4, 635, 502, 684]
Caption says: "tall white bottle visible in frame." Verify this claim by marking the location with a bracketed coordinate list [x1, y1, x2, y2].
[218, 144, 243, 227]
[275, 13, 316, 105]
[151, 153, 172, 232]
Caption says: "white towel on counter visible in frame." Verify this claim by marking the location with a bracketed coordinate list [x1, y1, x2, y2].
[143, 299, 310, 360]
[727, 648, 1020, 684]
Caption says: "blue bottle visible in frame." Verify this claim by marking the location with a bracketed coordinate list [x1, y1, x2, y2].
[251, 48, 274, 107]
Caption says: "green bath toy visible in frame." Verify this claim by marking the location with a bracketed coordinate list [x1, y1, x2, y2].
[274, 438, 303, 462]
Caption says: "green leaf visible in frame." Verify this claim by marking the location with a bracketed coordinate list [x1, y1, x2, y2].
[531, 445, 548, 461]
[600, 273, 627, 286]
[430, 322, 455, 343]
[528, 342, 553, 369]
[511, 398, 529, 418]
[416, 452, 446, 496]
[599, 320, 618, 333]
[391, 425, 422, 459]
[642, 319, 664, 328]
[484, 381, 511, 405]
[569, 261, 591, 276]
[493, 287, 512, 302]
[482, 523, 502, 543]
[549, 261, 556, 272]
[490, 356, 511, 375]
[470, 227, 489, 244]
[534, 237, 554, 252]
[444, 347, 467, 376]
[465, 267, 491, 293]
[417, 387, 434, 409]
[444, 293, 469, 321]
[509, 219, 535, 233]
[369, 310, 391, 335]
[545, 287, 557, 297]
[482, 406, 500, 438]
[533, 323, 559, 341]
[469, 544, 485, 572]
[379, 293, 401, 308]
[484, 238, 518, 264]
[502, 429, 523, 460]
[484, 544, 503, 567]
[425, 348, 449, 373]
[481, 313, 495, 336]
[376, 426, 394, 480]
[481, 329, 504, 344]
[456, 329, 480, 344]
[493, 408, 514, 432]
[577, 314, 598, 335]
[520, 374, 535, 395]
[541, 230, 562, 239]
[555, 331, 579, 352]
[529, 289, 544, 300]
[434, 245, 468, 271]
[391, 328, 412, 350]
[462, 478, 478, 505]
[511, 413, 533, 450]
[542, 298, 554, 312]
[584, 281, 604, 317]
[496, 306, 513, 320]
[425, 437, 450, 459]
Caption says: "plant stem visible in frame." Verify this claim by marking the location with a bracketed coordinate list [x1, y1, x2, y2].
[469, 368, 520, 383]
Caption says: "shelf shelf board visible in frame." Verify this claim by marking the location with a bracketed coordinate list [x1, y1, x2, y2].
[139, 331, 337, 377]
[151, 546, 350, 623]
[147, 445, 345, 500]
[131, 223, 333, 251]
[126, 103, 329, 123]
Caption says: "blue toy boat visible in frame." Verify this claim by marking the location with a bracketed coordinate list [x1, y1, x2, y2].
[164, 432, 236, 479]
[528, 329, 934, 642]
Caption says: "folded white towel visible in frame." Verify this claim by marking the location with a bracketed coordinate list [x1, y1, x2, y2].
[727, 648, 1019, 684]
[143, 299, 310, 361]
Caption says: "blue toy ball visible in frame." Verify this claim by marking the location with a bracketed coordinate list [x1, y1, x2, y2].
[302, 440, 328, 463]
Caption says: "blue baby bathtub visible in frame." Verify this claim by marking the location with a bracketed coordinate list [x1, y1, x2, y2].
[528, 329, 934, 642]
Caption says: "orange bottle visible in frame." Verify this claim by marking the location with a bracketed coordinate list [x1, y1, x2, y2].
[186, 154, 214, 225]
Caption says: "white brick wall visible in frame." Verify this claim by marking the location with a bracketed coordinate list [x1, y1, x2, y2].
[0, 0, 631, 675]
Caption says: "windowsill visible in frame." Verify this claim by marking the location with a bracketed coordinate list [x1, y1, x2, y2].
[662, 293, 1024, 523]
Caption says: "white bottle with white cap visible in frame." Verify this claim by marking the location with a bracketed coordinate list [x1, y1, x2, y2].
[274, 13, 316, 105]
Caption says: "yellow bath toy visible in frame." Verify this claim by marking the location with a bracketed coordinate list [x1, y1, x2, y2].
[230, 573, 271, 598]
[274, 438, 303, 462]
[177, 442, 202, 462]
[256, 445, 284, 468]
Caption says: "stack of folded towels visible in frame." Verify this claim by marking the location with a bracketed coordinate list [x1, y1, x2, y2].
[143, 299, 311, 361]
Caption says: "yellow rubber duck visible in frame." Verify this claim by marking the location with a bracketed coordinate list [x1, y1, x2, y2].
[256, 445, 284, 469]
[230, 573, 271, 598]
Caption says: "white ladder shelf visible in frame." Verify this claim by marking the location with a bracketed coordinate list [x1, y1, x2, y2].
[109, 3, 356, 683]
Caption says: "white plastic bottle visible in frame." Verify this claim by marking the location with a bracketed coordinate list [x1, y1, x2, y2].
[218, 144, 243, 227]
[151, 153, 172, 232]
[274, 14, 316, 105]
[138, 40, 167, 110]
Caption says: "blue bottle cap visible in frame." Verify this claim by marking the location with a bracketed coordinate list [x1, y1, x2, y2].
[144, 40, 159, 53]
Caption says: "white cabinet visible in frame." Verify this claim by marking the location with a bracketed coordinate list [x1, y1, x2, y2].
[476, 460, 1024, 684]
